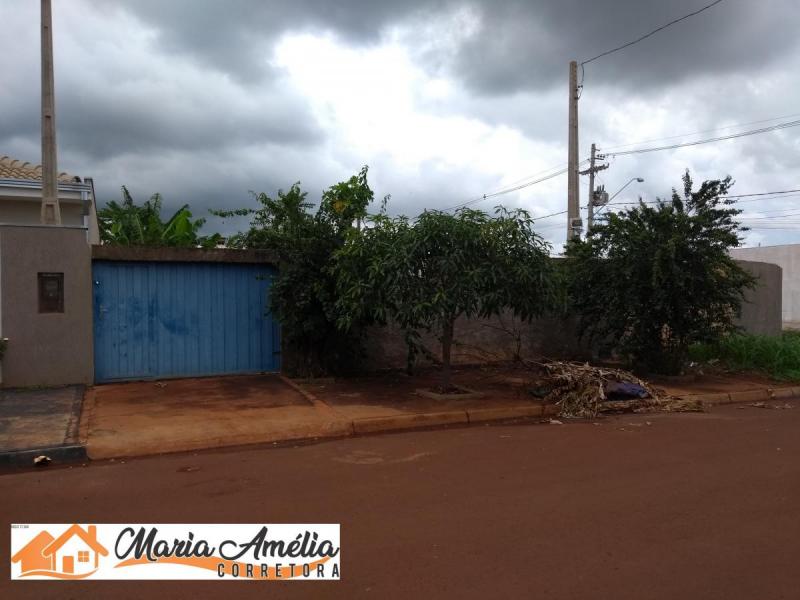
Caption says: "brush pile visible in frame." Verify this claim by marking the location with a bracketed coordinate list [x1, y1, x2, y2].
[534, 361, 703, 418]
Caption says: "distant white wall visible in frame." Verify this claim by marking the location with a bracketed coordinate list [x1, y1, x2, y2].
[731, 244, 800, 327]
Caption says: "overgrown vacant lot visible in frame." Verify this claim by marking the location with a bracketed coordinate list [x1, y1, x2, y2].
[689, 332, 800, 380]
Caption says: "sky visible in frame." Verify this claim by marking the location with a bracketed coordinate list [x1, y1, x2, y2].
[1, 0, 798, 250]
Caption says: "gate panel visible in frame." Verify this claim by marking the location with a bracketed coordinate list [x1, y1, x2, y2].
[93, 261, 279, 382]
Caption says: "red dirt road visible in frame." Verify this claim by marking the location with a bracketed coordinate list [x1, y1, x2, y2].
[2, 403, 799, 599]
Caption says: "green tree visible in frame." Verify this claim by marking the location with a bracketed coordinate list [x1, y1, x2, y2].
[334, 207, 557, 390]
[565, 171, 755, 375]
[98, 186, 221, 247]
[220, 167, 375, 376]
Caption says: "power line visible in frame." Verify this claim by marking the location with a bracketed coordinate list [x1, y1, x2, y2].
[594, 188, 800, 219]
[742, 226, 800, 230]
[607, 118, 800, 157]
[442, 160, 589, 212]
[580, 0, 726, 67]
[602, 112, 800, 152]
[737, 193, 800, 204]
[724, 189, 800, 199]
[492, 161, 575, 190]
[738, 205, 800, 215]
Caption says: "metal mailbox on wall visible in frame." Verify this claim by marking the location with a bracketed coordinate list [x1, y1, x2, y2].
[92, 260, 280, 382]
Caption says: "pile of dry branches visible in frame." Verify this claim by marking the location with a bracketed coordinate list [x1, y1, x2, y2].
[532, 361, 703, 419]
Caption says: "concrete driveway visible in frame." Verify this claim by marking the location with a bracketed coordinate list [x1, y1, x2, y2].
[85, 375, 349, 459]
[0, 386, 85, 466]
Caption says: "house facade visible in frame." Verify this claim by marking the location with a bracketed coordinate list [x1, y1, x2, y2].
[0, 155, 100, 242]
[0, 155, 96, 386]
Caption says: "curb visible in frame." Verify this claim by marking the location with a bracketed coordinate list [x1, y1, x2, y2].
[352, 411, 469, 435]
[351, 404, 556, 435]
[0, 444, 87, 469]
[466, 405, 544, 423]
[685, 386, 799, 406]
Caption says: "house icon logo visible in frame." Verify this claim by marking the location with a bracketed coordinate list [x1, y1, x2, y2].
[11, 524, 109, 579]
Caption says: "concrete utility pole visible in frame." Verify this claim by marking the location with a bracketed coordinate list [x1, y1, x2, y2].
[566, 61, 580, 242]
[40, 0, 61, 225]
[580, 143, 608, 232]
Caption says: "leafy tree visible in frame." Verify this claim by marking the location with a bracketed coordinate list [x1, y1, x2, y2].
[98, 186, 221, 248]
[220, 167, 375, 376]
[334, 207, 557, 390]
[565, 171, 755, 375]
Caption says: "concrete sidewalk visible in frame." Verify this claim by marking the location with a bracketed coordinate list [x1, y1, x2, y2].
[84, 372, 551, 459]
[82, 367, 799, 460]
[0, 386, 85, 467]
[85, 375, 351, 459]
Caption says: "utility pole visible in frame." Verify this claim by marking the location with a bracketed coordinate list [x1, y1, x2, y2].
[40, 0, 61, 225]
[566, 60, 580, 242]
[580, 143, 608, 232]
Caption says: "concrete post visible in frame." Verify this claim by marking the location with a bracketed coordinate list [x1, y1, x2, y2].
[41, 0, 61, 225]
[566, 60, 579, 242]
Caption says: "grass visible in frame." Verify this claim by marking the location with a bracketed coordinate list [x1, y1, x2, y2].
[688, 331, 800, 381]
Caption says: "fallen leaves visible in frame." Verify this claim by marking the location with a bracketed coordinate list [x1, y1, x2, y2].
[527, 360, 703, 419]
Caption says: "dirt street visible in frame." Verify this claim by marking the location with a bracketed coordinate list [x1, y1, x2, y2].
[2, 403, 798, 599]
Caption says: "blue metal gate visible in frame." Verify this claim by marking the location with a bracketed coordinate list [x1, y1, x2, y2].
[92, 261, 280, 382]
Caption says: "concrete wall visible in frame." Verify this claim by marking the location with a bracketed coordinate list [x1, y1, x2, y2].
[360, 312, 591, 372]
[731, 244, 798, 327]
[734, 260, 783, 336]
[0, 225, 93, 387]
[92, 245, 278, 265]
[358, 259, 783, 371]
[0, 198, 84, 226]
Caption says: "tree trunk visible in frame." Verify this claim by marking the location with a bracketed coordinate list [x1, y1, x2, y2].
[441, 318, 454, 391]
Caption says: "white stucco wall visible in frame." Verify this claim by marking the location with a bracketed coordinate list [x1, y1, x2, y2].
[731, 244, 800, 326]
[0, 198, 84, 226]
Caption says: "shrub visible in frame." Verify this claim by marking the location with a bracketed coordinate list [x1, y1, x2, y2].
[221, 167, 376, 376]
[565, 171, 755, 375]
[334, 207, 558, 390]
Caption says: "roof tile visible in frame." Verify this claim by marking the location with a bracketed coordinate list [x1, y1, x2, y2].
[0, 155, 80, 183]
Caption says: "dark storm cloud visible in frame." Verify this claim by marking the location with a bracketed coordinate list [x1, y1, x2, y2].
[107, 0, 446, 81]
[0, 80, 322, 161]
[445, 0, 799, 95]
[0, 0, 323, 164]
[2, 0, 798, 248]
[109, 0, 799, 94]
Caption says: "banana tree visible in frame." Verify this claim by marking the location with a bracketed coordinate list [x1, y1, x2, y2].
[98, 187, 219, 247]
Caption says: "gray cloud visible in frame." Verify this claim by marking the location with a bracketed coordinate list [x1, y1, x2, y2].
[1, 0, 799, 249]
[443, 0, 799, 95]
[107, 0, 446, 82]
[108, 0, 800, 95]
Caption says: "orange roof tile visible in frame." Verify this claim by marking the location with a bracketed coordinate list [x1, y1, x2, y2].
[0, 155, 80, 183]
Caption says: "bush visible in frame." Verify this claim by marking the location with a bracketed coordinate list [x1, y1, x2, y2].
[220, 167, 376, 376]
[334, 207, 558, 389]
[565, 171, 755, 375]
